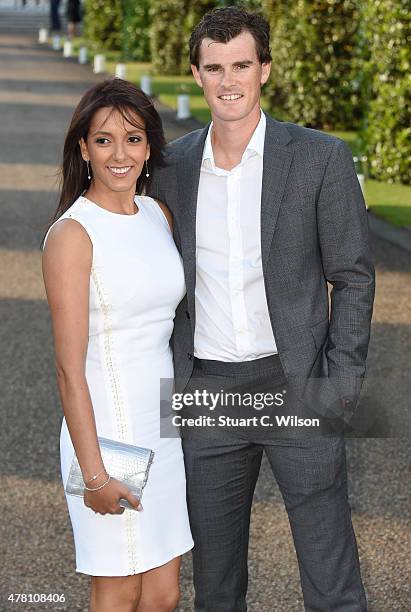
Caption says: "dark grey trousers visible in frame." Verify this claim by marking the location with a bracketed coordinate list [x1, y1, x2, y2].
[181, 356, 367, 612]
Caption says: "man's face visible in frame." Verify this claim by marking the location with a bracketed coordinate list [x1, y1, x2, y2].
[191, 31, 271, 124]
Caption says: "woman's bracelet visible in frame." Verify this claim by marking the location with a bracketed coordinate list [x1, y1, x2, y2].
[84, 469, 105, 485]
[84, 474, 111, 492]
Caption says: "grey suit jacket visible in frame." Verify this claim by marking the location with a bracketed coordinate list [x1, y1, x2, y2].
[148, 114, 375, 406]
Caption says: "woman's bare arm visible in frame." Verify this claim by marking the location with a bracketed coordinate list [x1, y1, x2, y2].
[42, 219, 104, 481]
[42, 219, 140, 514]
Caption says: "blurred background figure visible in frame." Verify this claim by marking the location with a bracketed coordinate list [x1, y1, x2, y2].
[16, 0, 43, 7]
[49, 0, 61, 32]
[66, 0, 81, 38]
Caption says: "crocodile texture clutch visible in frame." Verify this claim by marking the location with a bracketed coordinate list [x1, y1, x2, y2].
[65, 436, 155, 511]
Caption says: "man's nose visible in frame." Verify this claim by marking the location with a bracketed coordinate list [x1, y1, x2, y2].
[220, 69, 236, 89]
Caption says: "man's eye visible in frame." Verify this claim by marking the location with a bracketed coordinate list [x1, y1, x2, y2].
[128, 136, 142, 143]
[95, 138, 110, 144]
[207, 66, 220, 72]
[236, 64, 249, 70]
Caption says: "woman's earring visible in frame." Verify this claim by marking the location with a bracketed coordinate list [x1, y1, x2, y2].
[86, 160, 91, 180]
[145, 160, 150, 178]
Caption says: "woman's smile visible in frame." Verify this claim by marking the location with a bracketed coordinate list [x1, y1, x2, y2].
[107, 165, 133, 177]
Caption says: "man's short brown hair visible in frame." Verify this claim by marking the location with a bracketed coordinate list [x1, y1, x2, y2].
[189, 6, 272, 68]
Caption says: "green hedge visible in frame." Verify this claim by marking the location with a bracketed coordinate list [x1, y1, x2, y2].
[218, 0, 263, 8]
[83, 0, 151, 61]
[361, 0, 410, 184]
[151, 1, 222, 76]
[123, 0, 151, 62]
[182, 1, 218, 73]
[83, 0, 123, 52]
[263, 0, 363, 130]
[150, 0, 187, 75]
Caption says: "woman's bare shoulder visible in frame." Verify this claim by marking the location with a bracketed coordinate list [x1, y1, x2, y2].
[45, 217, 91, 247]
[43, 218, 92, 268]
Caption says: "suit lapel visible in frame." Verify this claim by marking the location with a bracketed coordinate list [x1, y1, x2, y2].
[261, 115, 294, 269]
[176, 125, 208, 313]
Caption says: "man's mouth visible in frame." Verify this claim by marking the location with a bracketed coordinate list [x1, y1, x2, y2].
[218, 94, 244, 102]
[108, 166, 132, 176]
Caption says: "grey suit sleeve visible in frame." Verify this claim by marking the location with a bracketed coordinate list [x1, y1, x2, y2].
[316, 139, 375, 399]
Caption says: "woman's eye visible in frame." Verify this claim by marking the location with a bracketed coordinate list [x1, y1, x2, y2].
[128, 136, 142, 143]
[95, 137, 110, 144]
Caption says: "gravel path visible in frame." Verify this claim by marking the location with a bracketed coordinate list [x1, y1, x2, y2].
[0, 12, 409, 612]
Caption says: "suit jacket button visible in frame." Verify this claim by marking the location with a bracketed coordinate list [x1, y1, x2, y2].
[187, 352, 193, 360]
[185, 310, 190, 319]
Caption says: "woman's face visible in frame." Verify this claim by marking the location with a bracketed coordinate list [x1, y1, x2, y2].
[79, 106, 150, 195]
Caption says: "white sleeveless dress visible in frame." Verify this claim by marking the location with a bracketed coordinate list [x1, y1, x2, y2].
[44, 195, 193, 576]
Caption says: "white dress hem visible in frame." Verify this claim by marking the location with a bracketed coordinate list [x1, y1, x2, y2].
[75, 540, 194, 577]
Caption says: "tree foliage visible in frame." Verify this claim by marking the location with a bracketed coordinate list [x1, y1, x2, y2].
[263, 0, 363, 130]
[218, 0, 263, 9]
[151, 1, 223, 75]
[361, 0, 410, 183]
[123, 0, 151, 61]
[150, 0, 188, 75]
[182, 1, 218, 72]
[83, 0, 151, 61]
[83, 0, 123, 52]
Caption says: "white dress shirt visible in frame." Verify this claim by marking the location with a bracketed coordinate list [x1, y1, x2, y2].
[194, 111, 278, 362]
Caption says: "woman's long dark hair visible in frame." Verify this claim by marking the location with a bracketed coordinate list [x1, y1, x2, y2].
[45, 79, 166, 234]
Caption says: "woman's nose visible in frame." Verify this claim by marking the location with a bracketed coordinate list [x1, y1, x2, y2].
[113, 143, 126, 161]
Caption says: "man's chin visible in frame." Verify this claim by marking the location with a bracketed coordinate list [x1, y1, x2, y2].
[212, 109, 250, 123]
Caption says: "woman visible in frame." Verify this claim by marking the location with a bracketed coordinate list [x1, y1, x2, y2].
[42, 79, 193, 611]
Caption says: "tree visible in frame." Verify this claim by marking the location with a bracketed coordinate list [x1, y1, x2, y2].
[183, 1, 217, 72]
[263, 0, 363, 130]
[151, 0, 219, 75]
[123, 0, 151, 62]
[83, 0, 151, 61]
[150, 0, 188, 75]
[83, 0, 123, 53]
[361, 0, 410, 183]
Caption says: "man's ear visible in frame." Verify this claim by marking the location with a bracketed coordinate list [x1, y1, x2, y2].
[261, 61, 272, 86]
[79, 137, 89, 161]
[191, 64, 203, 89]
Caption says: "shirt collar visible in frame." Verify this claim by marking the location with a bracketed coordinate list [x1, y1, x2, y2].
[202, 110, 266, 168]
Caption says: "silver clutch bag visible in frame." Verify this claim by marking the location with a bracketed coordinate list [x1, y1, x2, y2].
[65, 436, 155, 511]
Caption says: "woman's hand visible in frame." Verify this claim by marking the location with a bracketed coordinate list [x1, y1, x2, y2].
[83, 475, 142, 515]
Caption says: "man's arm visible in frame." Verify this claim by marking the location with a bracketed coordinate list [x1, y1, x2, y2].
[147, 164, 166, 203]
[147, 147, 184, 252]
[316, 139, 375, 402]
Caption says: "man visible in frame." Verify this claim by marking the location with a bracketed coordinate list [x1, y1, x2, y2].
[150, 7, 374, 611]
